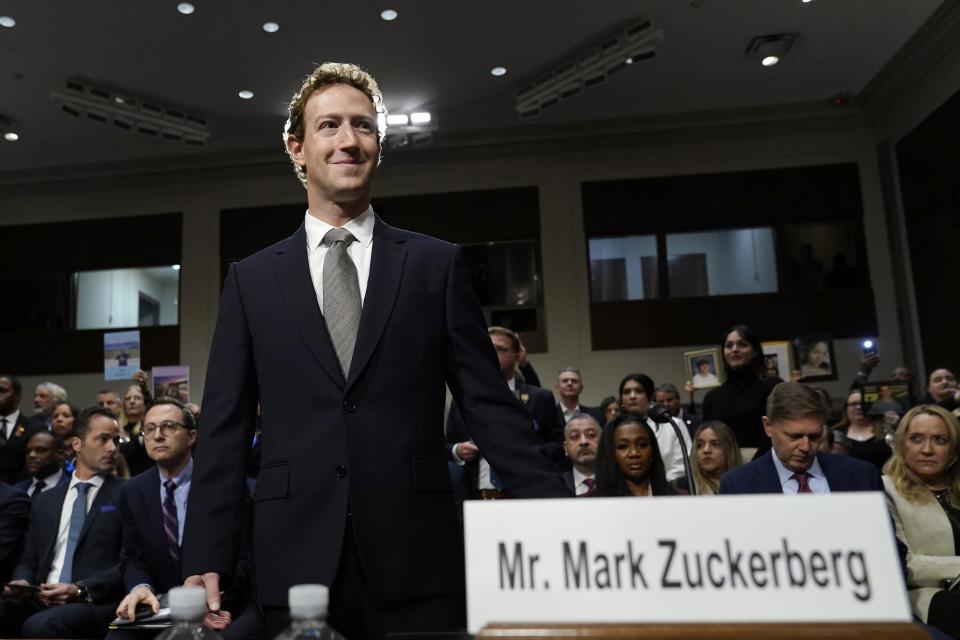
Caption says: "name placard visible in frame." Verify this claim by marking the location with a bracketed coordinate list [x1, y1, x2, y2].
[464, 493, 910, 632]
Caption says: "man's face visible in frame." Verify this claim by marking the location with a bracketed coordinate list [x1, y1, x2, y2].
[143, 404, 196, 469]
[556, 372, 583, 401]
[763, 415, 824, 473]
[563, 418, 599, 470]
[25, 432, 62, 478]
[490, 333, 519, 379]
[286, 84, 379, 208]
[0, 377, 19, 415]
[34, 386, 54, 415]
[97, 392, 121, 414]
[654, 390, 681, 416]
[73, 415, 120, 476]
[927, 369, 957, 402]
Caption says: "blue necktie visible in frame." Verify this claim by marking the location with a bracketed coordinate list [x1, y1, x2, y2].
[60, 483, 91, 584]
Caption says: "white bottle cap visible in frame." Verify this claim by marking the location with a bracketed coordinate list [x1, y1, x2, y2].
[168, 586, 207, 620]
[288, 584, 329, 620]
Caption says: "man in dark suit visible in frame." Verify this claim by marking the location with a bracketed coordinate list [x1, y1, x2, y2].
[0, 374, 44, 485]
[0, 482, 30, 584]
[720, 382, 882, 495]
[181, 62, 570, 640]
[561, 413, 600, 496]
[655, 383, 701, 439]
[15, 431, 69, 498]
[555, 367, 604, 426]
[447, 326, 565, 498]
[1, 406, 124, 638]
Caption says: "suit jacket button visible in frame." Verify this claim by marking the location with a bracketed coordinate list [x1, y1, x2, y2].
[343, 400, 357, 412]
[336, 465, 348, 479]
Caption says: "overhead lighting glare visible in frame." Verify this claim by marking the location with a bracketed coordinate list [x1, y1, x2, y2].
[177, 3, 195, 15]
[761, 56, 779, 66]
[238, 90, 254, 100]
[3, 132, 18, 142]
[0, 16, 15, 28]
[381, 9, 398, 21]
[410, 112, 431, 125]
[491, 66, 507, 77]
[386, 114, 409, 126]
[172, 264, 181, 271]
[262, 22, 279, 33]
[802, 0, 815, 3]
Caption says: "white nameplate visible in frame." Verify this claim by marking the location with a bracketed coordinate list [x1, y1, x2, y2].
[464, 493, 910, 632]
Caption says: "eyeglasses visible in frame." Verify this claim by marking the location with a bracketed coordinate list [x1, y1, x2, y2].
[143, 420, 186, 438]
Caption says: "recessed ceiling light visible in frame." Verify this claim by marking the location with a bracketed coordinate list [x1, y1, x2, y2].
[262, 22, 279, 33]
[386, 114, 409, 126]
[172, 264, 181, 271]
[490, 66, 507, 77]
[177, 3, 195, 15]
[381, 9, 398, 21]
[410, 112, 431, 125]
[3, 132, 19, 142]
[0, 16, 15, 28]
[761, 56, 780, 66]
[801, 0, 815, 3]
[625, 57, 634, 65]
[238, 90, 254, 100]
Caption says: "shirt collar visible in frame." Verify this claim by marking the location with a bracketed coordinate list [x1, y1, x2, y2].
[304, 206, 375, 253]
[507, 376, 517, 392]
[39, 468, 63, 487]
[69, 471, 106, 490]
[1, 410, 19, 425]
[572, 467, 594, 488]
[159, 456, 194, 486]
[771, 452, 825, 486]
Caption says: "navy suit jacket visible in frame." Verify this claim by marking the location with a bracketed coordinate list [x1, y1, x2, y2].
[0, 482, 30, 584]
[119, 467, 181, 594]
[182, 217, 570, 608]
[719, 451, 883, 494]
[12, 474, 124, 603]
[14, 469, 71, 496]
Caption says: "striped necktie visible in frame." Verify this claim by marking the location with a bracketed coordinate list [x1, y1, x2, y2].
[162, 479, 180, 562]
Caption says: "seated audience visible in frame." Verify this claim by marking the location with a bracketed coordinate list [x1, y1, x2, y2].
[561, 413, 600, 496]
[0, 483, 30, 585]
[720, 382, 882, 495]
[0, 374, 44, 485]
[599, 396, 619, 425]
[883, 405, 960, 639]
[594, 413, 676, 497]
[832, 389, 893, 471]
[555, 368, 604, 425]
[15, 431, 68, 497]
[619, 373, 689, 482]
[688, 421, 742, 496]
[702, 325, 781, 454]
[1, 407, 125, 638]
[51, 401, 80, 440]
[655, 383, 701, 438]
[120, 384, 151, 476]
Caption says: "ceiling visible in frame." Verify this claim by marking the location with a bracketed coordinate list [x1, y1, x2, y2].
[0, 0, 945, 178]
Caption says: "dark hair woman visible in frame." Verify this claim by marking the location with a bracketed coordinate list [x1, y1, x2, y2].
[599, 396, 620, 425]
[594, 413, 675, 497]
[701, 324, 782, 454]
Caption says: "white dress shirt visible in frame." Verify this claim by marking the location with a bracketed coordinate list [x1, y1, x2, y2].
[1, 410, 20, 439]
[572, 467, 595, 496]
[649, 417, 688, 483]
[772, 454, 831, 495]
[48, 473, 106, 584]
[304, 207, 375, 311]
[28, 468, 64, 496]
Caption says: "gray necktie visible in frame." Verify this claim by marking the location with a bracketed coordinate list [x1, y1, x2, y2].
[323, 228, 361, 377]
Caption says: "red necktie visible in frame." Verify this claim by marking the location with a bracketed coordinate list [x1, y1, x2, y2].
[792, 472, 812, 494]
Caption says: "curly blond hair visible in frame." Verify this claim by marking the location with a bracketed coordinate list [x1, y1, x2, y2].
[283, 62, 387, 188]
[884, 404, 960, 508]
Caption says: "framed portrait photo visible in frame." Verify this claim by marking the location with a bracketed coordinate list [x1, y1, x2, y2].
[760, 341, 792, 382]
[684, 347, 724, 390]
[792, 334, 837, 382]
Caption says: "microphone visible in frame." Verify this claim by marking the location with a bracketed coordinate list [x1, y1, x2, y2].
[647, 403, 697, 496]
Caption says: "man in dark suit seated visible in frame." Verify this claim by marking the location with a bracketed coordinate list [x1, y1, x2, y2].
[655, 383, 701, 439]
[15, 431, 69, 498]
[720, 382, 882, 495]
[447, 325, 565, 499]
[0, 483, 30, 584]
[556, 368, 604, 426]
[0, 374, 44, 485]
[561, 413, 600, 496]
[0, 406, 125, 638]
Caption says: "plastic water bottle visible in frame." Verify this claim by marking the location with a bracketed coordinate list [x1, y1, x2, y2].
[155, 586, 220, 640]
[274, 584, 345, 640]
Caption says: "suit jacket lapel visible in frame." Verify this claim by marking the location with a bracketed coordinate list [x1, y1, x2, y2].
[346, 217, 407, 390]
[39, 482, 72, 577]
[141, 471, 177, 575]
[77, 475, 117, 546]
[756, 452, 785, 493]
[274, 225, 345, 387]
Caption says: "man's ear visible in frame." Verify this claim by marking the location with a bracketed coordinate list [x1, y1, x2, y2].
[285, 134, 305, 167]
[70, 436, 82, 455]
[762, 416, 773, 439]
